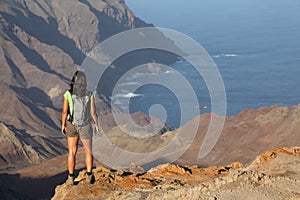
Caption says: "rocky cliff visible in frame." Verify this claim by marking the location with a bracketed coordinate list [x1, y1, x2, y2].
[0, 0, 176, 170]
[51, 147, 300, 199]
[0, 0, 151, 136]
[0, 122, 66, 170]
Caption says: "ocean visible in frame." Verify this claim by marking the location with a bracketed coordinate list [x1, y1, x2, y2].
[116, 0, 300, 128]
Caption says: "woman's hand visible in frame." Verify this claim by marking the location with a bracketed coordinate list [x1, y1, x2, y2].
[95, 124, 100, 135]
[61, 124, 66, 136]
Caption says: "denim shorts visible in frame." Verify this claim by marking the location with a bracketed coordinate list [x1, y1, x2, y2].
[66, 121, 92, 139]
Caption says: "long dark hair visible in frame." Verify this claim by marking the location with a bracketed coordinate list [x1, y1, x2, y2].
[70, 71, 87, 97]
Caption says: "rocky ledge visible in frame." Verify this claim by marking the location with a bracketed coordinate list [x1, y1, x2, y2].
[52, 147, 300, 200]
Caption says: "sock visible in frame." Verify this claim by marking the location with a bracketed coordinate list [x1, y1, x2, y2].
[69, 173, 74, 177]
[87, 172, 92, 176]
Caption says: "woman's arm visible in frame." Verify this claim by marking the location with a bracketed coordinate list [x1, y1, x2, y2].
[90, 96, 99, 133]
[61, 97, 69, 135]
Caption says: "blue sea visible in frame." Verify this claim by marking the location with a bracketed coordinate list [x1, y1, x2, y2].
[116, 0, 300, 128]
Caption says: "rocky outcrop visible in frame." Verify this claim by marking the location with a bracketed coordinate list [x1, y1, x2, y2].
[51, 147, 300, 200]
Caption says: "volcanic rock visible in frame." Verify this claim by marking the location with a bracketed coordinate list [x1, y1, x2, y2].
[51, 147, 300, 200]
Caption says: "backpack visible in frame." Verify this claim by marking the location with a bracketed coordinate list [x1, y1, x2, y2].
[70, 92, 92, 127]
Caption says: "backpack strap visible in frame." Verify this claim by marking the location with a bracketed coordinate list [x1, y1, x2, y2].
[64, 90, 73, 121]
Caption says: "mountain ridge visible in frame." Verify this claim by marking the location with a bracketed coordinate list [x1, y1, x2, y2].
[0, 0, 177, 171]
[0, 0, 149, 134]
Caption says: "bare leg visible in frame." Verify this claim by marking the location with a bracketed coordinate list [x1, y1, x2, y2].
[67, 136, 79, 174]
[81, 138, 93, 172]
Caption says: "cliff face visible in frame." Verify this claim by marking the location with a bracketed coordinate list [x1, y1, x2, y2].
[0, 122, 66, 170]
[0, 0, 173, 170]
[0, 0, 148, 135]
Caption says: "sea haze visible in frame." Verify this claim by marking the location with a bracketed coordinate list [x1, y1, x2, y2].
[120, 0, 300, 128]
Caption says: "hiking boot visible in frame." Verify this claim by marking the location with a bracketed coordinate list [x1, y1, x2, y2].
[86, 173, 95, 184]
[66, 175, 75, 185]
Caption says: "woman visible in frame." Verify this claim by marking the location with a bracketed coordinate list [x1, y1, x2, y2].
[61, 70, 99, 185]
